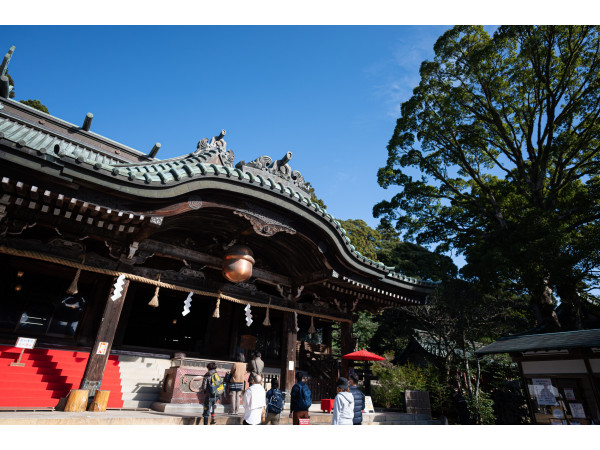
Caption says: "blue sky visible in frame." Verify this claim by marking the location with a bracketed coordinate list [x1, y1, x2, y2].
[1, 25, 452, 231]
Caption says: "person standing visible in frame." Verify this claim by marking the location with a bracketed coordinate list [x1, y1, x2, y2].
[242, 373, 266, 425]
[289, 372, 312, 425]
[348, 374, 365, 425]
[332, 377, 354, 425]
[249, 351, 264, 383]
[264, 378, 285, 425]
[228, 353, 247, 415]
[201, 362, 222, 425]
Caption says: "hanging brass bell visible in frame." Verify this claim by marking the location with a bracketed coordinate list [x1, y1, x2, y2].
[222, 245, 255, 283]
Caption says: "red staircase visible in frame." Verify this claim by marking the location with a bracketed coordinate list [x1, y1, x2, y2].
[0, 345, 123, 408]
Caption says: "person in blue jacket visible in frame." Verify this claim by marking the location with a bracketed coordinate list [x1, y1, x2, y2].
[349, 374, 366, 425]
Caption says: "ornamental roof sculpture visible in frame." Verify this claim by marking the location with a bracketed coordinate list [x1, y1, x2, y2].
[0, 46, 439, 291]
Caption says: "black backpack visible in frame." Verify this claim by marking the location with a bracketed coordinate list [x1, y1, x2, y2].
[267, 389, 284, 414]
[296, 383, 312, 410]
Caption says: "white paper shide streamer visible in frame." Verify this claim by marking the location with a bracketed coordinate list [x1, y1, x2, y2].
[110, 274, 126, 301]
[245, 303, 253, 326]
[294, 312, 299, 332]
[182, 292, 193, 316]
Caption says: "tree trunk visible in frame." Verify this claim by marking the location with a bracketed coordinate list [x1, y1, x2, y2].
[531, 279, 561, 330]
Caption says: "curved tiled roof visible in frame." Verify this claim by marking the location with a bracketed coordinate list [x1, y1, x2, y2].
[0, 99, 439, 289]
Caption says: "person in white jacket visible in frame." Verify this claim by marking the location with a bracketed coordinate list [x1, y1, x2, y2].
[332, 377, 355, 425]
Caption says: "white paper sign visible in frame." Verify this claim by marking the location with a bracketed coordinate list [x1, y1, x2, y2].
[288, 360, 294, 371]
[96, 342, 109, 355]
[364, 396, 375, 413]
[15, 337, 36, 349]
[564, 388, 576, 401]
[570, 403, 586, 419]
[533, 378, 557, 406]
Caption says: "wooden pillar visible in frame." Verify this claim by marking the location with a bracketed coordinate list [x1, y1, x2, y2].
[323, 324, 332, 355]
[340, 321, 353, 379]
[79, 276, 130, 395]
[281, 312, 297, 393]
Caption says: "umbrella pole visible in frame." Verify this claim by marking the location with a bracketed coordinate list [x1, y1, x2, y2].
[365, 361, 371, 396]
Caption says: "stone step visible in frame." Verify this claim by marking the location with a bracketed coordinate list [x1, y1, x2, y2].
[121, 392, 161, 401]
[122, 400, 155, 409]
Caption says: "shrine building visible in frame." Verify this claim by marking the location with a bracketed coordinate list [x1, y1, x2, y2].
[0, 47, 437, 411]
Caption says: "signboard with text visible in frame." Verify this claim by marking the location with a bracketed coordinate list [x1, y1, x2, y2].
[533, 378, 558, 406]
[15, 337, 36, 349]
[96, 342, 109, 355]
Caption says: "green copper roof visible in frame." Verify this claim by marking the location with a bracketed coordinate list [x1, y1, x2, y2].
[0, 98, 439, 289]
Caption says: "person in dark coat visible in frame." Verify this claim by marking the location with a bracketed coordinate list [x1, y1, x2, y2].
[452, 388, 470, 425]
[348, 374, 365, 425]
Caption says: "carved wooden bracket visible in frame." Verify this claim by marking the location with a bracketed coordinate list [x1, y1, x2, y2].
[233, 204, 296, 237]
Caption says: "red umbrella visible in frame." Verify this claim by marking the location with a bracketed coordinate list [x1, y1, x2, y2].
[342, 348, 385, 361]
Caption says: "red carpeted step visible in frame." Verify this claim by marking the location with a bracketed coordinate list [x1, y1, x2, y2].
[0, 345, 124, 408]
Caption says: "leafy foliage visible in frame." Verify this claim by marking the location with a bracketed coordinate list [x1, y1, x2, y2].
[375, 26, 600, 329]
[19, 99, 49, 114]
[371, 359, 450, 413]
[304, 181, 327, 210]
[466, 390, 496, 425]
[339, 219, 382, 261]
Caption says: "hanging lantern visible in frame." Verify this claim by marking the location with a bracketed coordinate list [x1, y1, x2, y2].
[222, 245, 255, 283]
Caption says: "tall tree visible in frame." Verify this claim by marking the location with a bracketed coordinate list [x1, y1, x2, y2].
[375, 26, 600, 330]
[339, 219, 382, 261]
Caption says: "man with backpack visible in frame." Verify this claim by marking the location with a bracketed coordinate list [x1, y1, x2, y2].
[289, 372, 312, 425]
[201, 362, 224, 425]
[264, 378, 284, 425]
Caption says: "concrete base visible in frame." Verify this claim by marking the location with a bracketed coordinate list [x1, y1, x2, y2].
[0, 409, 441, 425]
[151, 402, 235, 414]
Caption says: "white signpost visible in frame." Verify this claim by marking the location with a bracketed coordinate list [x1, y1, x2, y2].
[10, 337, 37, 367]
[364, 396, 375, 413]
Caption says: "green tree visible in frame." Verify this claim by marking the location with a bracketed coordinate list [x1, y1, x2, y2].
[375, 26, 600, 330]
[304, 181, 327, 210]
[339, 219, 382, 261]
[19, 99, 49, 114]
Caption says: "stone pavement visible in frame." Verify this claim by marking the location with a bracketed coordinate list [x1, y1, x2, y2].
[0, 409, 440, 425]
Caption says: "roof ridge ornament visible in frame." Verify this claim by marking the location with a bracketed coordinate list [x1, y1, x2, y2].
[193, 129, 234, 167]
[236, 151, 308, 193]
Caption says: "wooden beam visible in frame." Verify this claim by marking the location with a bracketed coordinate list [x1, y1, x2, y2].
[139, 239, 291, 286]
[78, 276, 130, 396]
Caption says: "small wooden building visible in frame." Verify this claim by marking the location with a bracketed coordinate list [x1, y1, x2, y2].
[476, 329, 600, 425]
[0, 48, 437, 409]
